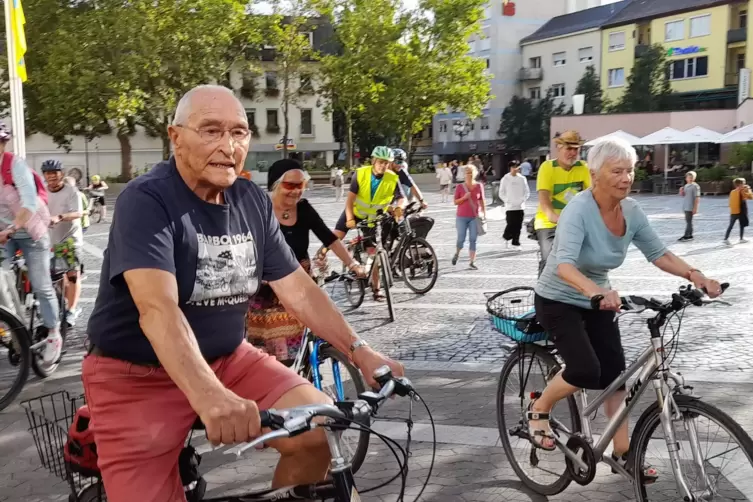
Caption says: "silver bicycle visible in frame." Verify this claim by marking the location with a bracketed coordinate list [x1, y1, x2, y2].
[497, 283, 753, 501]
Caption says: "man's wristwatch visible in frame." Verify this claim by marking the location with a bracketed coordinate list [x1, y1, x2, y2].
[350, 339, 369, 356]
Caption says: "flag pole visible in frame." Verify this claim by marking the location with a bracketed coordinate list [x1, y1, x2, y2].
[4, 0, 25, 158]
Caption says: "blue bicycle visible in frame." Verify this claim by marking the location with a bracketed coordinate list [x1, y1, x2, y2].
[290, 327, 370, 473]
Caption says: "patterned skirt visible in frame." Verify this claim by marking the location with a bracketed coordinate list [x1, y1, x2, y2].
[246, 258, 310, 362]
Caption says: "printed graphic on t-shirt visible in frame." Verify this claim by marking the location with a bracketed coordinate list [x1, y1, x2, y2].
[552, 181, 585, 209]
[188, 231, 258, 307]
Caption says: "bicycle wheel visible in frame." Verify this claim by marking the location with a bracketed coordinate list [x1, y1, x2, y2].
[319, 346, 371, 474]
[398, 237, 438, 295]
[0, 308, 30, 412]
[378, 251, 395, 322]
[77, 481, 107, 502]
[632, 395, 753, 501]
[342, 277, 366, 309]
[496, 344, 580, 496]
[92, 202, 103, 224]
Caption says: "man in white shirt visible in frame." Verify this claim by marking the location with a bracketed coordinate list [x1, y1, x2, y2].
[499, 160, 530, 248]
[42, 160, 84, 326]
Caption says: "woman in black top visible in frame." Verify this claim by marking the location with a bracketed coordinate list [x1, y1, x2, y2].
[246, 159, 365, 363]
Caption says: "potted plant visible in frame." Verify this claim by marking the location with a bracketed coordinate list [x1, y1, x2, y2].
[696, 165, 730, 195]
[631, 168, 652, 192]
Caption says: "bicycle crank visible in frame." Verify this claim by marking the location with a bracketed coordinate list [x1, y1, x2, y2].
[564, 435, 597, 486]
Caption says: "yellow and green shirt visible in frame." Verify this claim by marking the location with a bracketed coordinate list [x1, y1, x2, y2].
[534, 159, 591, 230]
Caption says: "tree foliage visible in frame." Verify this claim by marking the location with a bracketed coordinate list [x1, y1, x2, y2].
[611, 44, 672, 113]
[499, 88, 564, 152]
[573, 65, 603, 114]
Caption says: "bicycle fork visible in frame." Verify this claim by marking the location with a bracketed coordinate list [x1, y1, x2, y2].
[653, 353, 714, 500]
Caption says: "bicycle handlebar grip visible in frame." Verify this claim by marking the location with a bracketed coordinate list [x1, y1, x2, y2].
[259, 411, 273, 429]
[702, 282, 730, 296]
[590, 295, 604, 310]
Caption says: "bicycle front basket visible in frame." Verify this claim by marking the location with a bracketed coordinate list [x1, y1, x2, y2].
[486, 287, 547, 343]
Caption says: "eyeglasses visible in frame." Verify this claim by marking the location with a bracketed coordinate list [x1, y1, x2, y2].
[281, 181, 306, 190]
[175, 125, 251, 144]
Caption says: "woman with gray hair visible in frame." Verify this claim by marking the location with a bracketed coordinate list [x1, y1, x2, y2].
[246, 159, 365, 364]
[526, 138, 723, 477]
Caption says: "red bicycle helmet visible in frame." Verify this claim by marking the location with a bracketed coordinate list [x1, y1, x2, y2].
[64, 405, 100, 477]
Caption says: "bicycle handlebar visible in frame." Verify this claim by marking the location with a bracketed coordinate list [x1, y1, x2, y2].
[230, 367, 414, 457]
[590, 283, 730, 313]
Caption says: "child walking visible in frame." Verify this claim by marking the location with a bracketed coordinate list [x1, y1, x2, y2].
[724, 178, 752, 245]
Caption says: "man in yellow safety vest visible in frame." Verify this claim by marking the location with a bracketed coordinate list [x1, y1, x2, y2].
[332, 146, 405, 301]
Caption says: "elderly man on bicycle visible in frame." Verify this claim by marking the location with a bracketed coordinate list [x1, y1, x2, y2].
[84, 85, 403, 502]
[332, 146, 406, 301]
[530, 137, 722, 478]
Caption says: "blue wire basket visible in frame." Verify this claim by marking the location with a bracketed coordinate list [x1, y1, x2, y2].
[485, 287, 548, 343]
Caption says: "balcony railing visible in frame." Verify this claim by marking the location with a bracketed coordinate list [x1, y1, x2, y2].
[726, 72, 740, 87]
[728, 27, 747, 44]
[518, 67, 543, 81]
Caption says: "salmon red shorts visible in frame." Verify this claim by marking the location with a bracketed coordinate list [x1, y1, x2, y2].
[81, 341, 309, 502]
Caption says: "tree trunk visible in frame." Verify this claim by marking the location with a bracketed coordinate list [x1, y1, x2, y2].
[117, 129, 133, 182]
[405, 133, 413, 166]
[161, 115, 170, 160]
[282, 70, 289, 159]
[346, 112, 353, 169]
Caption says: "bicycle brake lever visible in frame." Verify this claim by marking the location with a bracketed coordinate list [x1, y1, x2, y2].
[229, 429, 292, 457]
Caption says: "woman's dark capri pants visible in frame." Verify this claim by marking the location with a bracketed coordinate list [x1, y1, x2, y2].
[534, 293, 626, 390]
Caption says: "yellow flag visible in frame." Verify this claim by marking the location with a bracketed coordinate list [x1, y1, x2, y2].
[10, 0, 27, 82]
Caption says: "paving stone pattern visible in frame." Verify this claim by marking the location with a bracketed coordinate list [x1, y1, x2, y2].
[1, 186, 752, 502]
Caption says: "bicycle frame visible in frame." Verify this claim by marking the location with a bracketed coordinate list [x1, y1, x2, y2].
[557, 335, 705, 499]
[291, 329, 346, 401]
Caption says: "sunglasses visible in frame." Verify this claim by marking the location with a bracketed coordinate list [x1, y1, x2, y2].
[281, 181, 306, 190]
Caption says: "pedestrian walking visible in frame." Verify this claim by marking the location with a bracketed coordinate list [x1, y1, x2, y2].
[452, 164, 486, 270]
[332, 166, 345, 201]
[724, 177, 752, 245]
[520, 158, 533, 178]
[679, 171, 700, 241]
[500, 160, 530, 249]
[436, 163, 453, 202]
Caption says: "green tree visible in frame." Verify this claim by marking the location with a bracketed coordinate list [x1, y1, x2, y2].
[269, 5, 318, 158]
[573, 65, 603, 114]
[384, 0, 491, 160]
[498, 88, 564, 152]
[613, 44, 672, 112]
[318, 0, 403, 167]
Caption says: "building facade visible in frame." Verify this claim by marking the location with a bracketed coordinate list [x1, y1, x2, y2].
[601, 0, 751, 109]
[432, 0, 569, 171]
[519, 1, 629, 111]
[21, 18, 337, 180]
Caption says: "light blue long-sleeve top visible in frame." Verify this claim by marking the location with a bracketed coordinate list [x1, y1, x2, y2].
[535, 190, 667, 309]
[0, 155, 40, 239]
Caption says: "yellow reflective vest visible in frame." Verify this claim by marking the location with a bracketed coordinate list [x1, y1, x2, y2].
[352, 166, 399, 221]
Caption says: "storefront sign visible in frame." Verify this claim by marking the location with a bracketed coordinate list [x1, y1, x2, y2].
[667, 46, 707, 57]
[739, 68, 751, 105]
[275, 138, 296, 151]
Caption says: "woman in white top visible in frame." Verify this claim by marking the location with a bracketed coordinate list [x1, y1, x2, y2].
[436, 163, 453, 202]
[499, 160, 530, 248]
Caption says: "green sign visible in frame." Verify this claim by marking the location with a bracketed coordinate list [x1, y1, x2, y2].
[667, 46, 707, 57]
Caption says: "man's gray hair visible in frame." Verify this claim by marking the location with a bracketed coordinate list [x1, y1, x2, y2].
[172, 85, 240, 126]
[587, 137, 638, 174]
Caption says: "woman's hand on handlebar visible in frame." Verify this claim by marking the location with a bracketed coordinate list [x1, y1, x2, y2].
[691, 273, 724, 298]
[349, 263, 367, 278]
[591, 289, 621, 312]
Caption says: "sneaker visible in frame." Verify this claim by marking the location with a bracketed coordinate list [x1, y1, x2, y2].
[504, 240, 509, 249]
[740, 238, 749, 244]
[724, 239, 732, 246]
[451, 253, 459, 266]
[469, 262, 478, 270]
[42, 332, 62, 365]
[65, 308, 80, 328]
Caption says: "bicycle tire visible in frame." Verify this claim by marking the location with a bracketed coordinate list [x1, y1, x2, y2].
[378, 251, 395, 322]
[0, 307, 30, 412]
[398, 237, 438, 295]
[77, 481, 107, 502]
[343, 277, 366, 309]
[496, 344, 579, 496]
[92, 202, 103, 224]
[320, 346, 371, 474]
[631, 394, 753, 501]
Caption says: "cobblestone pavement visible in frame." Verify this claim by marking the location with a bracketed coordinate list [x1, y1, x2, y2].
[1, 185, 752, 502]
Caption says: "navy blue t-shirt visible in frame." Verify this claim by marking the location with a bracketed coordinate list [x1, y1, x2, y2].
[87, 158, 299, 363]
